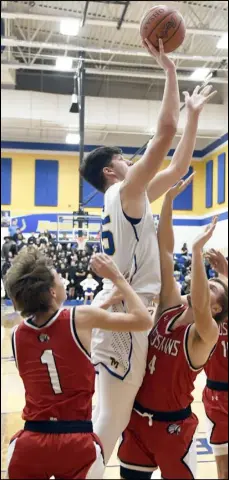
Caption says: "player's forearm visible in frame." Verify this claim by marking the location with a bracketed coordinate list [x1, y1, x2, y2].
[191, 247, 210, 314]
[114, 275, 149, 317]
[169, 111, 199, 177]
[157, 67, 179, 134]
[158, 194, 174, 255]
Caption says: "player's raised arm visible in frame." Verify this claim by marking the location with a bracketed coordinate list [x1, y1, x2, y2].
[157, 174, 194, 309]
[147, 85, 217, 203]
[121, 39, 179, 204]
[76, 254, 153, 332]
[190, 218, 220, 346]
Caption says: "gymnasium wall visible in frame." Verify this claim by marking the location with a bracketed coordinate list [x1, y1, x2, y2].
[1, 152, 80, 213]
[1, 134, 228, 253]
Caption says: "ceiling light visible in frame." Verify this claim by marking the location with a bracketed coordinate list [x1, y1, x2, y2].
[66, 133, 80, 144]
[60, 19, 81, 36]
[190, 68, 211, 81]
[56, 57, 73, 71]
[217, 34, 228, 49]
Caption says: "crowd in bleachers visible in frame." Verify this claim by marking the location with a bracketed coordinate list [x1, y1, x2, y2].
[1, 230, 218, 304]
[1, 228, 102, 303]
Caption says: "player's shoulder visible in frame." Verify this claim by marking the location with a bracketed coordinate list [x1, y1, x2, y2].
[105, 181, 123, 200]
[157, 304, 187, 324]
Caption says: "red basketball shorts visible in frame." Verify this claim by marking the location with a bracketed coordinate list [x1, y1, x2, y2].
[7, 429, 104, 479]
[118, 409, 198, 479]
[203, 386, 228, 456]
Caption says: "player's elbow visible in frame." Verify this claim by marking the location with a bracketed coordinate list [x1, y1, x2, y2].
[134, 310, 153, 331]
[158, 123, 177, 140]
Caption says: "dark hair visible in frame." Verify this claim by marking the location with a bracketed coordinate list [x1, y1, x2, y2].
[79, 146, 122, 192]
[4, 247, 55, 317]
[211, 278, 228, 324]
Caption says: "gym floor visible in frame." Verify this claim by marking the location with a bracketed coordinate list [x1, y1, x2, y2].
[1, 307, 217, 479]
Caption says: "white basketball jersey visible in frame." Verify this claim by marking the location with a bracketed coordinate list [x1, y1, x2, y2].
[101, 181, 161, 299]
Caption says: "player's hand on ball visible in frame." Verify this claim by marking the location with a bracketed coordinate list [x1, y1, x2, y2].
[183, 85, 217, 115]
[90, 253, 122, 282]
[193, 216, 218, 251]
[167, 171, 195, 200]
[143, 38, 176, 71]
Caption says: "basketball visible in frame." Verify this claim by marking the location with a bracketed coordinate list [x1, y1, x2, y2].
[140, 5, 186, 53]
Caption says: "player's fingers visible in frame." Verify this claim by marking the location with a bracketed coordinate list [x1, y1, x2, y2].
[200, 85, 213, 96]
[182, 91, 190, 100]
[193, 85, 201, 95]
[181, 172, 196, 190]
[144, 38, 158, 56]
[212, 215, 218, 225]
[176, 180, 184, 188]
[203, 90, 217, 104]
[158, 38, 164, 55]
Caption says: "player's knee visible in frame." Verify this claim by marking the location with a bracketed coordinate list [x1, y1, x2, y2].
[120, 466, 152, 479]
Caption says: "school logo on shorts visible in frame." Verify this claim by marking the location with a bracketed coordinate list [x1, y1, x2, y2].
[38, 333, 50, 343]
[110, 357, 119, 369]
[167, 424, 181, 435]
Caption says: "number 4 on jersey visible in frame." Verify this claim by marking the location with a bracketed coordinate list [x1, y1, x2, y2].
[148, 355, 157, 375]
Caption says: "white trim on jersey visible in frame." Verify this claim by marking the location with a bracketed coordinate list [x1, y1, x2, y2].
[11, 325, 19, 369]
[70, 307, 91, 361]
[23, 308, 65, 330]
[164, 306, 186, 335]
[183, 324, 204, 372]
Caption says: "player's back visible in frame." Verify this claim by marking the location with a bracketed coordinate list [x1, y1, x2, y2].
[12, 307, 95, 421]
[135, 305, 203, 413]
[204, 319, 228, 385]
[102, 182, 161, 299]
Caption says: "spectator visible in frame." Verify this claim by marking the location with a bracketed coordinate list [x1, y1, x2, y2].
[80, 273, 99, 304]
[181, 242, 188, 256]
[13, 228, 22, 243]
[38, 232, 48, 245]
[57, 262, 68, 280]
[9, 219, 18, 238]
[67, 260, 78, 299]
[1, 237, 16, 261]
[27, 232, 37, 245]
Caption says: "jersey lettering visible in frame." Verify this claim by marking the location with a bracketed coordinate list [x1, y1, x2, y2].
[102, 215, 115, 256]
[219, 322, 228, 336]
[150, 330, 181, 357]
[221, 340, 228, 358]
[41, 349, 62, 394]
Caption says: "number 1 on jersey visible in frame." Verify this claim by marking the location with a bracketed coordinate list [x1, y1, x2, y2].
[221, 340, 228, 358]
[41, 350, 62, 394]
[148, 355, 157, 375]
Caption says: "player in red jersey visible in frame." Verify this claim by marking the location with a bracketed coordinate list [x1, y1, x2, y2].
[117, 176, 228, 479]
[202, 250, 228, 479]
[4, 248, 152, 480]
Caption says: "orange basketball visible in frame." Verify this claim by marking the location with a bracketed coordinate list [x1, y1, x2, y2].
[140, 5, 186, 54]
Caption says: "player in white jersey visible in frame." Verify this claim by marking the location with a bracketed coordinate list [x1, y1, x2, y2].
[80, 36, 216, 463]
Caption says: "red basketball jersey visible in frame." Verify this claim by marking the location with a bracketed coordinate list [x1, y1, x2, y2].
[204, 319, 228, 383]
[136, 305, 203, 411]
[11, 307, 95, 421]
